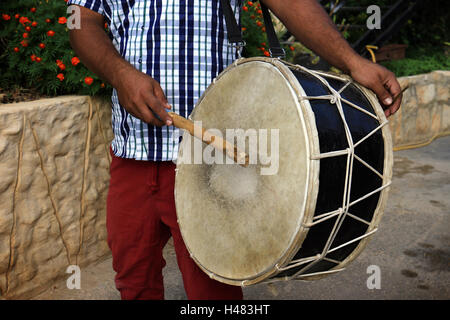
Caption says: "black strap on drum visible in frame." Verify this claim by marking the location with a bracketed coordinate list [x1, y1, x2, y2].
[259, 1, 286, 59]
[220, 0, 286, 59]
[219, 0, 244, 44]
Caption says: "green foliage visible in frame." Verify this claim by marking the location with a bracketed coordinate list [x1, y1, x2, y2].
[0, 0, 111, 97]
[391, 0, 449, 47]
[381, 46, 450, 77]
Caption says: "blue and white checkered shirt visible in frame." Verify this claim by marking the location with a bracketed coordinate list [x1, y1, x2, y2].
[68, 0, 241, 161]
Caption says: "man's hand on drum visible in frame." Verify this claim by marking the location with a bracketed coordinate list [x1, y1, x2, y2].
[348, 57, 402, 117]
[262, 0, 403, 117]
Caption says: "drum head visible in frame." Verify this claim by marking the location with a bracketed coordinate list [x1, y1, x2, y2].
[174, 59, 318, 284]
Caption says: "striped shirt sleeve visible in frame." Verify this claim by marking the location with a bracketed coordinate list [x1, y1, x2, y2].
[67, 0, 105, 16]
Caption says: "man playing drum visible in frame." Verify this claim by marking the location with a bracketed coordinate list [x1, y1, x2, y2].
[68, 0, 403, 300]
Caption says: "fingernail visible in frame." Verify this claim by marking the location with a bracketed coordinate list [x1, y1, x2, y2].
[384, 97, 393, 105]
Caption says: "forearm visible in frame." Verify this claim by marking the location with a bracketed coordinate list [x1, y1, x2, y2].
[68, 8, 135, 88]
[261, 0, 363, 73]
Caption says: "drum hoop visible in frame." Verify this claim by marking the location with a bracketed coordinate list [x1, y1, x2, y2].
[175, 57, 320, 286]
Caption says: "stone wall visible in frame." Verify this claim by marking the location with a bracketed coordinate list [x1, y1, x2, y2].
[389, 70, 450, 150]
[0, 96, 113, 299]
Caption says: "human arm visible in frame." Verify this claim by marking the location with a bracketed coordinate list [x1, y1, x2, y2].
[68, 6, 172, 126]
[261, 0, 402, 117]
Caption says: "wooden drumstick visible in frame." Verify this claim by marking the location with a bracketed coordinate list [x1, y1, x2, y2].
[393, 84, 409, 103]
[168, 112, 250, 167]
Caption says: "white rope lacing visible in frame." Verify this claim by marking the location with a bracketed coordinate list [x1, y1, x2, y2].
[267, 62, 391, 281]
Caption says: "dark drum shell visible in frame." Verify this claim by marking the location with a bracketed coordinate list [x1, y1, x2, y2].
[275, 67, 385, 278]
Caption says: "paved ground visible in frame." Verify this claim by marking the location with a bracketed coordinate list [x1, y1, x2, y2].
[33, 136, 450, 300]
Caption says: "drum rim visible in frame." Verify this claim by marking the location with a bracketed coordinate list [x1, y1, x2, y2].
[174, 57, 320, 286]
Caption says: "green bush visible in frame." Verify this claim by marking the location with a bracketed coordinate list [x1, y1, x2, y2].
[381, 46, 450, 77]
[0, 0, 110, 96]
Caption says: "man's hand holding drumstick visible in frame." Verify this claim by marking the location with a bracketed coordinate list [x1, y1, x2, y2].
[69, 6, 173, 127]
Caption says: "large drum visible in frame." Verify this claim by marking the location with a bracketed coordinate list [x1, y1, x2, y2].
[174, 57, 393, 286]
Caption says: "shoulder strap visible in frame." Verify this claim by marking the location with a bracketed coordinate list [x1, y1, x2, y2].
[259, 2, 286, 58]
[219, 0, 244, 44]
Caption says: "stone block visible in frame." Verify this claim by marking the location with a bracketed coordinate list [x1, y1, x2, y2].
[0, 96, 112, 299]
[391, 71, 449, 149]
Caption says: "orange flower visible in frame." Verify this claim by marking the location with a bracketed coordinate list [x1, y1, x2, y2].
[30, 8, 36, 13]
[20, 40, 28, 47]
[2, 14, 11, 21]
[30, 54, 36, 61]
[263, 51, 270, 57]
[243, 6, 248, 11]
[47, 30, 55, 37]
[14, 47, 19, 52]
[248, 1, 253, 6]
[84, 77, 94, 85]
[39, 43, 45, 49]
[58, 17, 67, 24]
[57, 73, 64, 81]
[256, 21, 263, 27]
[71, 57, 80, 66]
[23, 32, 29, 38]
[31, 21, 37, 27]
[36, 57, 42, 62]
[19, 16, 30, 25]
[56, 59, 65, 70]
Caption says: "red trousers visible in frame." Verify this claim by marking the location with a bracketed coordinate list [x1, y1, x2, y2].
[106, 149, 243, 300]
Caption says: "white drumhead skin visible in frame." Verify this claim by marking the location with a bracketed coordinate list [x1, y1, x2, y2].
[175, 59, 314, 284]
